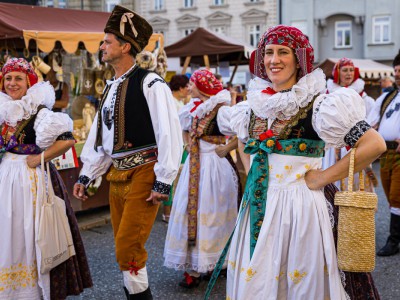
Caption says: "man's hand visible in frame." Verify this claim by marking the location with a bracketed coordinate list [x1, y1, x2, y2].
[73, 183, 88, 201]
[26, 154, 41, 168]
[304, 169, 326, 190]
[146, 190, 168, 205]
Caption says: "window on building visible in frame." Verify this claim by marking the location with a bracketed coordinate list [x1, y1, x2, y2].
[58, 0, 66, 8]
[213, 26, 226, 35]
[46, 0, 54, 7]
[184, 0, 194, 8]
[106, 0, 120, 12]
[249, 0, 260, 2]
[155, 0, 164, 10]
[373, 16, 391, 44]
[249, 24, 261, 47]
[184, 28, 195, 36]
[213, 0, 225, 5]
[335, 21, 352, 48]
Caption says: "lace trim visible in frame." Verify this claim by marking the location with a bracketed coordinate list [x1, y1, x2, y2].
[56, 131, 75, 141]
[327, 78, 365, 95]
[190, 90, 231, 119]
[77, 175, 91, 188]
[325, 199, 335, 229]
[163, 261, 218, 273]
[0, 81, 55, 127]
[152, 180, 171, 195]
[344, 120, 371, 148]
[246, 68, 326, 120]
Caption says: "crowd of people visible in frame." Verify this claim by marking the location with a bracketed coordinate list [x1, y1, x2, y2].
[1, 4, 399, 300]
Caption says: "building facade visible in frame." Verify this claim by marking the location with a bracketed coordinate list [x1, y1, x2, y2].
[281, 0, 400, 64]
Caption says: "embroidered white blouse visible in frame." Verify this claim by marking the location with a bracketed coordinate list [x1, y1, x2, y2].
[80, 65, 183, 186]
[218, 68, 367, 148]
[0, 81, 73, 148]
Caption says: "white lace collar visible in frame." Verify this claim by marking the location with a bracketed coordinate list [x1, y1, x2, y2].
[327, 78, 365, 94]
[189, 89, 231, 118]
[246, 68, 326, 120]
[0, 81, 55, 127]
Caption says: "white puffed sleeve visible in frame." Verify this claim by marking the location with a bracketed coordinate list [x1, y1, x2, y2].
[179, 99, 195, 131]
[312, 88, 368, 148]
[217, 101, 251, 143]
[34, 108, 73, 149]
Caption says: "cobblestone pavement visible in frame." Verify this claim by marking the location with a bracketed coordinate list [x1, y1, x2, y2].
[71, 161, 400, 299]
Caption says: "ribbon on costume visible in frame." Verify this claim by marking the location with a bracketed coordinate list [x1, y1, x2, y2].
[120, 12, 138, 37]
[204, 135, 325, 299]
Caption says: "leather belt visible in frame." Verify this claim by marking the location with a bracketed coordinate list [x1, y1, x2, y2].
[112, 148, 158, 170]
[386, 141, 398, 150]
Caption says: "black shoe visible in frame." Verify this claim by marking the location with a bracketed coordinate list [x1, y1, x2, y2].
[178, 272, 201, 288]
[377, 239, 400, 256]
[123, 286, 153, 300]
[202, 268, 227, 281]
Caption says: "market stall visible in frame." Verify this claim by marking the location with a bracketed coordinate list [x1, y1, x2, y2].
[0, 3, 164, 211]
[164, 27, 254, 82]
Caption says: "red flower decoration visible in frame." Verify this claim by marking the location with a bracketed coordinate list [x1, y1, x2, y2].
[259, 129, 282, 150]
[261, 87, 277, 95]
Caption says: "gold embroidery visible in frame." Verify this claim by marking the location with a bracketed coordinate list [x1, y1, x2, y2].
[229, 261, 236, 269]
[289, 269, 307, 284]
[0, 262, 38, 292]
[284, 165, 293, 174]
[275, 174, 284, 183]
[240, 267, 245, 273]
[245, 268, 257, 282]
[296, 173, 302, 180]
[275, 271, 285, 281]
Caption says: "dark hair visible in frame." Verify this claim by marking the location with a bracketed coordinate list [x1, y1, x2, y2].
[116, 36, 138, 57]
[169, 75, 189, 91]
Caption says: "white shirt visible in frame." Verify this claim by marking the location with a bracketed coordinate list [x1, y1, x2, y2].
[80, 65, 183, 185]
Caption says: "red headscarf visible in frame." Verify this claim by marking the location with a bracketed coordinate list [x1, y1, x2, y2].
[190, 69, 223, 97]
[249, 25, 314, 82]
[332, 57, 360, 84]
[0, 57, 38, 91]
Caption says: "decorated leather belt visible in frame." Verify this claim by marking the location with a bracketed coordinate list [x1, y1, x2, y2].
[386, 141, 399, 150]
[112, 148, 158, 170]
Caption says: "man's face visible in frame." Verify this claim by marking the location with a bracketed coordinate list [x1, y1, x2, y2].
[99, 33, 124, 64]
[394, 65, 400, 88]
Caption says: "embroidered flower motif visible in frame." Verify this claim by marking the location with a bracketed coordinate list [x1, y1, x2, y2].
[275, 271, 285, 281]
[289, 269, 307, 284]
[229, 261, 236, 269]
[299, 143, 307, 151]
[245, 268, 257, 282]
[304, 164, 311, 170]
[296, 173, 302, 180]
[266, 139, 275, 147]
[284, 165, 293, 173]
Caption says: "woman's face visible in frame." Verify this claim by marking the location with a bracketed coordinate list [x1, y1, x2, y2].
[179, 83, 190, 99]
[188, 81, 203, 99]
[4, 71, 28, 100]
[264, 44, 299, 91]
[339, 66, 355, 87]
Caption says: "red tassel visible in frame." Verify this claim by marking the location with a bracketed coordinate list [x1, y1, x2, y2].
[128, 261, 140, 276]
[276, 140, 282, 151]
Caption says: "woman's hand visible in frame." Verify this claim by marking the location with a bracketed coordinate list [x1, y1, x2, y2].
[304, 169, 326, 190]
[26, 154, 41, 168]
[215, 144, 230, 158]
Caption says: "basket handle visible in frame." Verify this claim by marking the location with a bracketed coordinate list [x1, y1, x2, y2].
[346, 148, 356, 192]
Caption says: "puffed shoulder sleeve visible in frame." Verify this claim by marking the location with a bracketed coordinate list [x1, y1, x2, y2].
[34, 109, 73, 149]
[312, 88, 371, 148]
[217, 101, 251, 143]
[179, 100, 195, 131]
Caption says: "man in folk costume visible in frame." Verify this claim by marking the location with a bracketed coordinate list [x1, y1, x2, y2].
[73, 5, 182, 299]
[369, 50, 400, 256]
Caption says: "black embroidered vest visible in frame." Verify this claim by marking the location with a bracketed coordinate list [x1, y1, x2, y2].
[15, 105, 47, 144]
[96, 66, 157, 154]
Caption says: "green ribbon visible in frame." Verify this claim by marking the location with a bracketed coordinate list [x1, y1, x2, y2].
[204, 137, 325, 300]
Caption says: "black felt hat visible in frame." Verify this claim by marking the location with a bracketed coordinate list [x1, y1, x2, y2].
[104, 5, 153, 53]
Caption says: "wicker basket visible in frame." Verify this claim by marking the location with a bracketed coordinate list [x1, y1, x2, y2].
[334, 148, 378, 272]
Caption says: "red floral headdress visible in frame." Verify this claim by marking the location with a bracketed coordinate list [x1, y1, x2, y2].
[332, 57, 360, 84]
[249, 25, 314, 82]
[190, 69, 223, 97]
[0, 57, 38, 91]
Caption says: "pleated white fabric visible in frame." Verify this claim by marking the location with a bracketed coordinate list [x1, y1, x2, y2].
[164, 140, 238, 273]
[226, 154, 348, 300]
[0, 153, 50, 299]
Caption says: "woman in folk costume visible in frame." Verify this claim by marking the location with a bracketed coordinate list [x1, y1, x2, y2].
[211, 26, 384, 299]
[164, 69, 240, 288]
[323, 58, 377, 191]
[0, 58, 92, 300]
